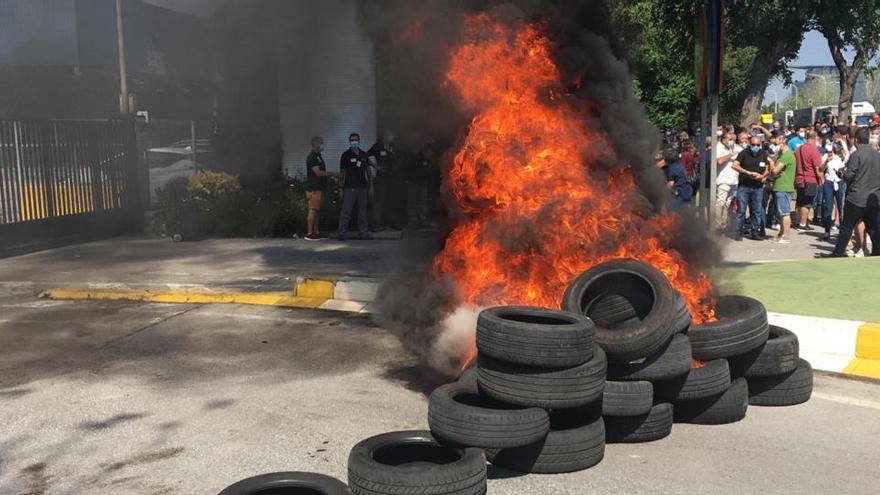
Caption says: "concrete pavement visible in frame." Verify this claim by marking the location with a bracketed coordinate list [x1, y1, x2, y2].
[0, 294, 878, 494]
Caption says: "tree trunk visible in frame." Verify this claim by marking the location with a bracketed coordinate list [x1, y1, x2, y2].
[838, 69, 859, 125]
[739, 49, 782, 128]
[824, 25, 867, 125]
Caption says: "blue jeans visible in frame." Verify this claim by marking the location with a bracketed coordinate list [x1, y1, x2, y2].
[736, 186, 765, 235]
[822, 181, 846, 234]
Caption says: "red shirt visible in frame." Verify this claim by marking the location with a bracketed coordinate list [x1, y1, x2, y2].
[794, 144, 822, 187]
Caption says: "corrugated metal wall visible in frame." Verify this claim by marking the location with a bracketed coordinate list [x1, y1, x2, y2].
[277, 0, 377, 177]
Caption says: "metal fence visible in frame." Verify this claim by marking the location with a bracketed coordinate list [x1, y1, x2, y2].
[0, 118, 139, 256]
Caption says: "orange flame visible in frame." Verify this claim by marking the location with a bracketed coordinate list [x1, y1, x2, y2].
[433, 15, 716, 351]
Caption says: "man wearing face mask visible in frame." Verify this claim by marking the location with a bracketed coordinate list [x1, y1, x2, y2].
[715, 132, 740, 232]
[731, 136, 772, 241]
[337, 133, 372, 240]
[368, 132, 402, 231]
[788, 127, 807, 151]
[771, 134, 796, 243]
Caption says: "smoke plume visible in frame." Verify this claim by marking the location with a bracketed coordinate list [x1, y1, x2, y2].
[362, 1, 721, 376]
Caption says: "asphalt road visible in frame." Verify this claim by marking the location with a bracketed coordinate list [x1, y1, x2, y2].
[0, 292, 878, 495]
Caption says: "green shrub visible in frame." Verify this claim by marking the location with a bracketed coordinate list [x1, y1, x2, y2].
[153, 171, 339, 238]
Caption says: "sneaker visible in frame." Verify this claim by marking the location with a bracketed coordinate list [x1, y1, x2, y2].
[793, 224, 807, 232]
[832, 225, 840, 231]
[733, 233, 743, 242]
[855, 249, 866, 258]
[822, 234, 831, 242]
[304, 234, 320, 241]
[777, 237, 791, 244]
[338, 233, 347, 241]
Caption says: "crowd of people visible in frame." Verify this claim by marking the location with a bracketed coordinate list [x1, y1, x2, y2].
[300, 132, 441, 241]
[661, 118, 880, 257]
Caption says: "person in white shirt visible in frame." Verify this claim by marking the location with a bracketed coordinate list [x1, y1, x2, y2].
[820, 140, 849, 241]
[713, 132, 740, 232]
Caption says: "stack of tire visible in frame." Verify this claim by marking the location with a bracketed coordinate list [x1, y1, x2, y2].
[560, 259, 813, 437]
[217, 259, 814, 495]
[429, 306, 607, 475]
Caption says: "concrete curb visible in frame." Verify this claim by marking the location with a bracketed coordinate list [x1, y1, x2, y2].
[40, 275, 383, 315]
[768, 312, 880, 380]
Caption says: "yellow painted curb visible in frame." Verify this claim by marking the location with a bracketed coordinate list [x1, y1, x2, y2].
[856, 323, 880, 360]
[294, 279, 336, 299]
[843, 357, 880, 380]
[42, 289, 328, 310]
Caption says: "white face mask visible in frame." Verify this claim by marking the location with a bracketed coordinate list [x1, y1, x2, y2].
[798, 132, 806, 139]
[770, 144, 780, 153]
[716, 130, 723, 137]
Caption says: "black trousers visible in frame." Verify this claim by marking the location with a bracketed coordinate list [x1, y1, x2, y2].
[832, 201, 880, 256]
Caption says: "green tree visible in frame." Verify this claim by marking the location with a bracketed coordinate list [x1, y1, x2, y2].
[780, 80, 838, 111]
[815, 0, 880, 122]
[608, 0, 813, 130]
[609, 0, 760, 129]
[727, 0, 813, 127]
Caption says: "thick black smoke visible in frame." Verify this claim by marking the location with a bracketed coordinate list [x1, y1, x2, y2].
[361, 0, 721, 375]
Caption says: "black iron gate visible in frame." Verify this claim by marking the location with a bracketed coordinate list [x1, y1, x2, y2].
[0, 118, 141, 257]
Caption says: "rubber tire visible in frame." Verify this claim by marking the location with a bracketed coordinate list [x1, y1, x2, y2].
[674, 378, 749, 425]
[654, 359, 731, 401]
[687, 295, 770, 360]
[348, 430, 486, 495]
[562, 259, 692, 362]
[747, 359, 813, 407]
[477, 347, 607, 409]
[487, 409, 605, 474]
[218, 472, 351, 495]
[604, 402, 673, 443]
[728, 326, 799, 378]
[476, 306, 595, 367]
[428, 381, 550, 449]
[602, 381, 653, 417]
[606, 333, 692, 382]
[458, 361, 477, 384]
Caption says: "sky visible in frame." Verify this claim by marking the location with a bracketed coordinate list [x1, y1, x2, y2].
[764, 30, 856, 107]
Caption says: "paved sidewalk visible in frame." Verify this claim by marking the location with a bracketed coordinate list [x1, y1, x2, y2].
[721, 224, 873, 264]
[0, 236, 408, 294]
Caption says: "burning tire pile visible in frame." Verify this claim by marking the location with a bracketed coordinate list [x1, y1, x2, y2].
[218, 259, 813, 495]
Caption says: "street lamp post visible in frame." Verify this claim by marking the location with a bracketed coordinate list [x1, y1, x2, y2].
[116, 0, 130, 115]
[792, 85, 799, 109]
[766, 89, 779, 115]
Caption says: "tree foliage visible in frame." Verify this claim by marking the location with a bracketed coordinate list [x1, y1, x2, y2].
[608, 0, 812, 129]
[815, 0, 880, 121]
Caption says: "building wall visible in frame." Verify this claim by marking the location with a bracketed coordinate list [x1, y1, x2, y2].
[0, 0, 79, 65]
[74, 0, 215, 81]
[277, 0, 377, 176]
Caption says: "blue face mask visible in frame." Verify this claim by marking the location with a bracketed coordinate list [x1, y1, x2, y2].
[350, 141, 360, 150]
[750, 145, 761, 154]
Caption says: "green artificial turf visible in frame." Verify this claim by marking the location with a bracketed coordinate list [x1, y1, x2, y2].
[715, 258, 880, 322]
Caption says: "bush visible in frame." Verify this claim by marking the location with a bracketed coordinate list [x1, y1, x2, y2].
[153, 171, 340, 238]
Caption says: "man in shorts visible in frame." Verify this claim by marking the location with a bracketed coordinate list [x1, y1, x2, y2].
[304, 136, 340, 241]
[771, 134, 796, 243]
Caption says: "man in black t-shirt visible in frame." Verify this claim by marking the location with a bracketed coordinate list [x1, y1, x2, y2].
[368, 132, 402, 230]
[304, 136, 340, 241]
[337, 133, 372, 240]
[404, 142, 436, 229]
[732, 136, 773, 241]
